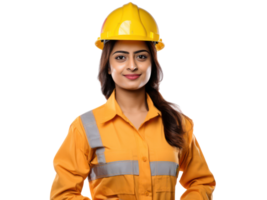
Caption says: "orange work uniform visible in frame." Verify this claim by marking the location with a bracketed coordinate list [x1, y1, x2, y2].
[50, 88, 216, 200]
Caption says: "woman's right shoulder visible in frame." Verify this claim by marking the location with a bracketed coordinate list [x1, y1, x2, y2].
[69, 115, 84, 134]
[69, 102, 106, 126]
[70, 113, 81, 124]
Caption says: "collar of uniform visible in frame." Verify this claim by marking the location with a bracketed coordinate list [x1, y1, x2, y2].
[99, 88, 162, 124]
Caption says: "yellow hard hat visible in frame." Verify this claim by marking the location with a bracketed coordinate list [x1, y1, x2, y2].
[95, 2, 165, 51]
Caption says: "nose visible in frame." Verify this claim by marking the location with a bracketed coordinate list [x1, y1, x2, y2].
[128, 55, 137, 71]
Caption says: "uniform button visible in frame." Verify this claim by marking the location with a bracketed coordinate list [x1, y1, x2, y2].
[142, 156, 147, 162]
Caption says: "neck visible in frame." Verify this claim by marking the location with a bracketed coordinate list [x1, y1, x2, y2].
[115, 86, 148, 114]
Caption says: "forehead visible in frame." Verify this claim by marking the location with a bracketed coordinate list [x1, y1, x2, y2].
[112, 40, 149, 52]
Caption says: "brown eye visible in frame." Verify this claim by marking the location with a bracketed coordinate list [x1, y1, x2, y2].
[138, 55, 147, 60]
[115, 56, 126, 60]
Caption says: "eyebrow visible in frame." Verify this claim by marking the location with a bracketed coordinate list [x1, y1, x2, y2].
[112, 50, 149, 55]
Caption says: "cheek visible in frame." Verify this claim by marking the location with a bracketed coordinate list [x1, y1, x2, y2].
[110, 65, 125, 81]
[143, 65, 152, 79]
[109, 62, 125, 75]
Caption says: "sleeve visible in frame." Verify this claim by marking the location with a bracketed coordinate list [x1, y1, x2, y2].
[50, 117, 92, 200]
[178, 117, 216, 200]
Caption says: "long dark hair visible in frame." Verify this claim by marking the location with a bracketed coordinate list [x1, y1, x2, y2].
[97, 40, 192, 150]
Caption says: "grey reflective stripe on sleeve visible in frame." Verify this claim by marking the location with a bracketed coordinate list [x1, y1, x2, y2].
[80, 110, 178, 181]
[80, 110, 106, 164]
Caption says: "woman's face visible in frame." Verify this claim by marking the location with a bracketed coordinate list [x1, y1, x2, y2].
[108, 40, 152, 91]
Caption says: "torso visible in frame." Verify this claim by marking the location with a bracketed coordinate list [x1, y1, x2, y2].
[123, 111, 148, 130]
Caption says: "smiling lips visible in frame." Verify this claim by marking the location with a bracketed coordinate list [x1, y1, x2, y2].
[124, 74, 141, 76]
[124, 74, 141, 80]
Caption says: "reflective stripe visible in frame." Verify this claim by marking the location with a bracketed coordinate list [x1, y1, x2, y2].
[88, 160, 178, 181]
[80, 110, 106, 164]
[80, 110, 178, 181]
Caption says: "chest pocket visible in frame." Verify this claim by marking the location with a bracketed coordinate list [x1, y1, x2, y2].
[153, 165, 179, 193]
[153, 172, 177, 193]
[89, 150, 136, 196]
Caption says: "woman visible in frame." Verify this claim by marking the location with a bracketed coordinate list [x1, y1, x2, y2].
[50, 2, 216, 200]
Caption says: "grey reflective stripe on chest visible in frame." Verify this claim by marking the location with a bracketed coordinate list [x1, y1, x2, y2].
[80, 110, 179, 181]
